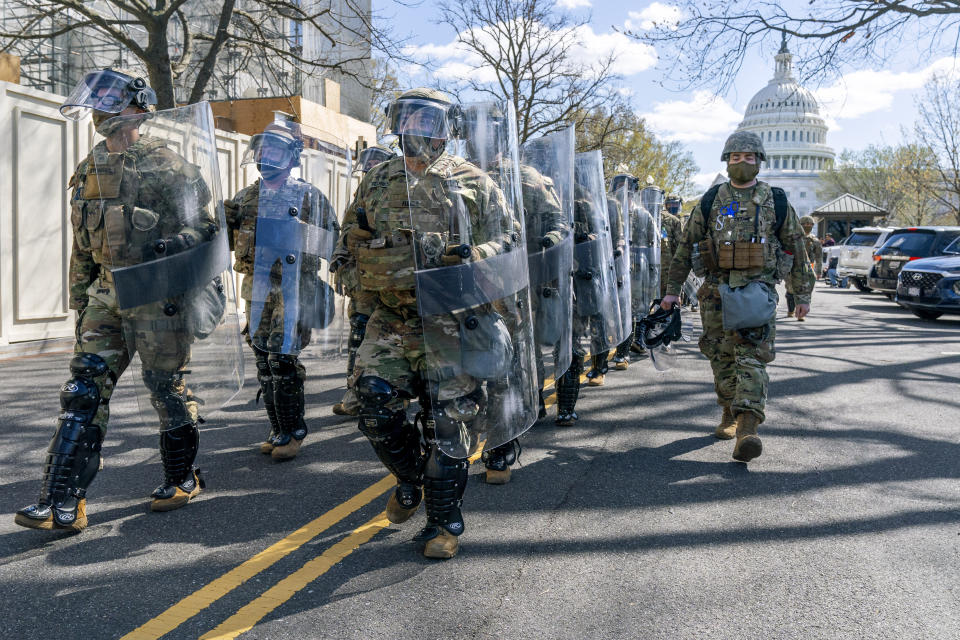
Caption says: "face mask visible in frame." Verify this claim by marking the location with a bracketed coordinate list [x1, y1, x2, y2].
[401, 135, 443, 162]
[666, 204, 680, 214]
[727, 161, 759, 184]
[258, 162, 287, 182]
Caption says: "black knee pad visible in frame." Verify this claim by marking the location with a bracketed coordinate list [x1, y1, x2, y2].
[346, 313, 369, 377]
[356, 376, 422, 484]
[143, 369, 191, 428]
[422, 445, 468, 535]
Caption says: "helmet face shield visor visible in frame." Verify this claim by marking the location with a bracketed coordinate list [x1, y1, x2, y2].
[387, 98, 450, 139]
[356, 147, 394, 173]
[241, 131, 301, 169]
[60, 70, 137, 120]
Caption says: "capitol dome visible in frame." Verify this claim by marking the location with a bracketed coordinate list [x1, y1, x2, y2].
[734, 36, 836, 215]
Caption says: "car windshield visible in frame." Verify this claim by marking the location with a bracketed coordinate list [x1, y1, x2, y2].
[879, 230, 937, 257]
[847, 231, 880, 246]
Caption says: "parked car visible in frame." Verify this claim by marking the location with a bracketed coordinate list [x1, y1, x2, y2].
[896, 237, 960, 320]
[822, 235, 850, 276]
[837, 226, 896, 291]
[868, 226, 960, 297]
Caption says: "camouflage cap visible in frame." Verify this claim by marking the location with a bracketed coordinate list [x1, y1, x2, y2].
[799, 215, 816, 226]
[721, 130, 766, 162]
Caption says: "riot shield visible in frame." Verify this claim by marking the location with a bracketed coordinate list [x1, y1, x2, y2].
[608, 188, 632, 341]
[88, 102, 243, 424]
[405, 99, 539, 458]
[520, 127, 575, 388]
[244, 123, 342, 355]
[631, 186, 663, 321]
[572, 151, 622, 352]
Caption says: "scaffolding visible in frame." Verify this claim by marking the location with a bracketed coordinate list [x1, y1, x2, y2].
[0, 0, 369, 110]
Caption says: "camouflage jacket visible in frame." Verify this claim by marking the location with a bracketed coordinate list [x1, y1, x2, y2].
[804, 233, 823, 275]
[515, 161, 567, 250]
[666, 181, 814, 305]
[660, 211, 683, 268]
[224, 177, 339, 301]
[69, 137, 214, 311]
[336, 152, 514, 313]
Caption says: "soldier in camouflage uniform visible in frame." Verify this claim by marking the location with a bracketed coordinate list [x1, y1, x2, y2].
[459, 107, 568, 484]
[340, 88, 519, 559]
[608, 174, 639, 371]
[661, 131, 813, 462]
[224, 122, 339, 460]
[660, 196, 684, 297]
[786, 216, 822, 321]
[331, 145, 396, 417]
[15, 69, 217, 531]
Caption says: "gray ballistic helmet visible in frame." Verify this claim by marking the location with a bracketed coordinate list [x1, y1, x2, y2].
[720, 130, 766, 162]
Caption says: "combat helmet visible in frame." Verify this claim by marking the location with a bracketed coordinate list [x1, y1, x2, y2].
[243, 120, 304, 169]
[637, 303, 683, 349]
[799, 215, 816, 227]
[60, 67, 157, 121]
[356, 145, 395, 173]
[386, 88, 457, 139]
[720, 130, 766, 162]
[610, 174, 639, 193]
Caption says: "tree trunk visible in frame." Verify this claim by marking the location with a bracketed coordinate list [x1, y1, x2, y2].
[145, 21, 176, 110]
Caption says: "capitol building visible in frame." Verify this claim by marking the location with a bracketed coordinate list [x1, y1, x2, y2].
[734, 37, 836, 216]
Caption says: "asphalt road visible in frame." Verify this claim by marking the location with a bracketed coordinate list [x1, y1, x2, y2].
[1, 283, 958, 640]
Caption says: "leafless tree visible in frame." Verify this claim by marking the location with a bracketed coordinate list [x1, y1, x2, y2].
[913, 72, 960, 225]
[629, 1, 960, 92]
[1, 0, 408, 109]
[434, 0, 626, 144]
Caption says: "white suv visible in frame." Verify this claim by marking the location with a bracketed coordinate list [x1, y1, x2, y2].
[837, 227, 896, 291]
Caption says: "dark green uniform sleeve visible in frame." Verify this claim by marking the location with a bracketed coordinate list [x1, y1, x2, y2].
[68, 236, 97, 311]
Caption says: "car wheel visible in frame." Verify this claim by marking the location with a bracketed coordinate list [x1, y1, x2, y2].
[911, 309, 944, 320]
[853, 278, 872, 293]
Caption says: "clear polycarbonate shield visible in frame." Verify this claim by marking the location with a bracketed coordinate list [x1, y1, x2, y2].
[520, 127, 574, 387]
[411, 100, 539, 458]
[640, 305, 693, 371]
[632, 186, 663, 320]
[88, 102, 243, 424]
[247, 127, 342, 354]
[609, 187, 632, 341]
[572, 151, 622, 353]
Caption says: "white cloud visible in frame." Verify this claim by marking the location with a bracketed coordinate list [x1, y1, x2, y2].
[815, 56, 960, 125]
[692, 171, 721, 192]
[641, 90, 743, 143]
[625, 3, 682, 31]
[403, 22, 656, 83]
[557, 0, 591, 8]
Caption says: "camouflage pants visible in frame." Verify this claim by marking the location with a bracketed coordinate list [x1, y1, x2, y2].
[350, 305, 476, 411]
[697, 281, 776, 422]
[243, 299, 307, 382]
[76, 274, 196, 435]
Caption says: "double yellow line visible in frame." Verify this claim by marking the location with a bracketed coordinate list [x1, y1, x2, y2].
[122, 356, 606, 639]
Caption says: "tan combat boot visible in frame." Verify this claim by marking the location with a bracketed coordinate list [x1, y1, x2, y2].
[713, 406, 737, 440]
[423, 528, 460, 559]
[15, 499, 88, 532]
[332, 402, 358, 416]
[259, 437, 276, 454]
[271, 436, 303, 460]
[385, 484, 423, 524]
[484, 467, 511, 484]
[732, 412, 763, 462]
[150, 471, 203, 512]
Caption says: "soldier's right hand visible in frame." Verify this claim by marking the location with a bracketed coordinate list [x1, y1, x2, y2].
[345, 227, 373, 251]
[660, 294, 680, 311]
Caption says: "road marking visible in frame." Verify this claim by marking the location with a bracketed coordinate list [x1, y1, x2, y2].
[198, 513, 392, 640]
[121, 348, 609, 639]
[118, 476, 395, 640]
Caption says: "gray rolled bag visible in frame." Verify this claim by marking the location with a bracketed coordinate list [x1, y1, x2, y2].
[718, 281, 777, 330]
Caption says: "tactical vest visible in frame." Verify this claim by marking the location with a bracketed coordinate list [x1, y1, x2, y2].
[355, 154, 465, 295]
[70, 138, 186, 268]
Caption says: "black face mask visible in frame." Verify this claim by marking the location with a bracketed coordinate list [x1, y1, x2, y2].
[258, 162, 287, 182]
[666, 204, 680, 214]
[400, 135, 444, 162]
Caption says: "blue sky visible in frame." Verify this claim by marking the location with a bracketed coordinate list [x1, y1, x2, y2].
[372, 0, 960, 192]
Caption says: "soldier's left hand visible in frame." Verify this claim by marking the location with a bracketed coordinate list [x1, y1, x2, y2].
[796, 304, 810, 320]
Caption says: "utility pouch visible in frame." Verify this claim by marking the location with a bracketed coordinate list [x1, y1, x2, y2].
[734, 241, 764, 270]
[717, 242, 735, 270]
[719, 281, 777, 330]
[356, 244, 415, 291]
[103, 205, 126, 261]
[699, 240, 719, 272]
[84, 154, 124, 199]
[776, 251, 795, 281]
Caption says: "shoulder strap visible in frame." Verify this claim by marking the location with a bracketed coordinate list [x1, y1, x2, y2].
[698, 184, 722, 227]
[771, 186, 788, 235]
